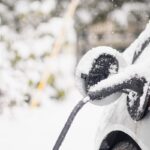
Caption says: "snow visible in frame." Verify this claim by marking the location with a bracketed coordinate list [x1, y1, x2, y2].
[0, 10, 77, 105]
[109, 9, 128, 27]
[76, 46, 127, 96]
[76, 46, 120, 75]
[85, 26, 150, 106]
[0, 5, 103, 148]
[87, 31, 150, 103]
[40, 0, 56, 15]
[76, 46, 126, 76]
[128, 91, 138, 107]
[134, 39, 150, 64]
[15, 0, 56, 15]
[88, 20, 150, 95]
[89, 59, 150, 93]
[139, 82, 150, 112]
[109, 64, 118, 74]
[77, 9, 92, 24]
[0, 89, 107, 150]
[1, 0, 150, 149]
[110, 2, 150, 27]
[15, 1, 30, 15]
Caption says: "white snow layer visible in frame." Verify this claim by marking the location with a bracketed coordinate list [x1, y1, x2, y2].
[139, 82, 150, 112]
[87, 20, 150, 98]
[0, 89, 107, 150]
[110, 2, 150, 27]
[89, 58, 150, 93]
[76, 46, 125, 75]
[76, 46, 127, 96]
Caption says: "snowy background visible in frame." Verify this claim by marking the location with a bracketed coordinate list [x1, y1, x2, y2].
[0, 0, 150, 149]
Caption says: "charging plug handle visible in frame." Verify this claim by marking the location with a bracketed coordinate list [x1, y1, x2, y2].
[88, 76, 146, 101]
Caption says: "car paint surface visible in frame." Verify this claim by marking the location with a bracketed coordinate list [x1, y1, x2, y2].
[95, 34, 150, 149]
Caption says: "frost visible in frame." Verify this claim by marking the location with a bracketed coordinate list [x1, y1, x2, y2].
[109, 64, 118, 74]
[40, 0, 56, 15]
[128, 91, 138, 107]
[15, 1, 30, 15]
[76, 46, 125, 76]
[139, 82, 150, 112]
[110, 2, 150, 27]
[77, 9, 92, 24]
[0, 0, 77, 107]
[76, 46, 127, 96]
[89, 58, 150, 93]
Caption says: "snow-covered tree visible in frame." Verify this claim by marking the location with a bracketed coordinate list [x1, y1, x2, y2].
[0, 0, 77, 109]
[0, 0, 150, 111]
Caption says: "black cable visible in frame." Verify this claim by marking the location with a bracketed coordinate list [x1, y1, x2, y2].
[52, 98, 90, 150]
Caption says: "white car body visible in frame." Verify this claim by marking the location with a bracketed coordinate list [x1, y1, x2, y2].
[94, 22, 150, 150]
[95, 93, 150, 150]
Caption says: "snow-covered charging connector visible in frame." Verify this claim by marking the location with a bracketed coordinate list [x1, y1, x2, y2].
[76, 46, 150, 121]
[88, 73, 150, 121]
[53, 47, 150, 150]
[76, 46, 127, 106]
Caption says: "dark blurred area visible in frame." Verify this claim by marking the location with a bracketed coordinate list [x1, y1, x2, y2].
[1, 0, 150, 56]
[73, 0, 150, 58]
